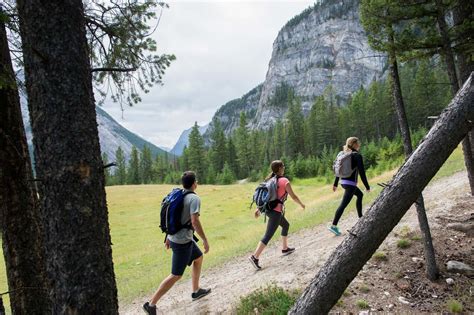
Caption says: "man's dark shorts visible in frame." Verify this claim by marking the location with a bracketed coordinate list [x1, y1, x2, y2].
[169, 240, 203, 276]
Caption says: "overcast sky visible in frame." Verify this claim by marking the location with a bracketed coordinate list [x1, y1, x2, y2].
[101, 0, 314, 148]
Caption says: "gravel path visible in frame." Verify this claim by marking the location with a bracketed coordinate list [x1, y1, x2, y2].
[121, 171, 469, 314]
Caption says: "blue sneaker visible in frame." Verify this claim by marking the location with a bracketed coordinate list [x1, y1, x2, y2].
[328, 225, 341, 236]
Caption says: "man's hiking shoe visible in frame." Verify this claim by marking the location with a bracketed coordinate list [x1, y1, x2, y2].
[248, 255, 262, 270]
[282, 247, 295, 256]
[192, 288, 211, 301]
[328, 225, 341, 236]
[143, 302, 157, 315]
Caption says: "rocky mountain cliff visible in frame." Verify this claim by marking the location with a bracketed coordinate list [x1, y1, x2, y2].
[206, 84, 262, 136]
[208, 0, 386, 134]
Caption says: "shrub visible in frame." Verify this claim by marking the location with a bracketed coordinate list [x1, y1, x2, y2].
[236, 285, 299, 315]
[399, 226, 412, 238]
[356, 299, 370, 309]
[372, 251, 388, 261]
[446, 299, 463, 313]
[216, 162, 236, 185]
[397, 239, 411, 249]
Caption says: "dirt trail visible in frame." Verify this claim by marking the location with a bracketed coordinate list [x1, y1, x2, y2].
[121, 172, 469, 314]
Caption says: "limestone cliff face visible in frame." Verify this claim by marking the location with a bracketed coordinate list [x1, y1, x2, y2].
[255, 0, 386, 128]
[177, 0, 387, 150]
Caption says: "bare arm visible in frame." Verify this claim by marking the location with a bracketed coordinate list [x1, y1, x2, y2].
[285, 182, 305, 209]
[191, 214, 209, 253]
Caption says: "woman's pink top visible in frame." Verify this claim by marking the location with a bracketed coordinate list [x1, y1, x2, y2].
[274, 177, 289, 212]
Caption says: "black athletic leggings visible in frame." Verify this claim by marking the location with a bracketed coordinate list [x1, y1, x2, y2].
[261, 210, 290, 245]
[332, 184, 363, 226]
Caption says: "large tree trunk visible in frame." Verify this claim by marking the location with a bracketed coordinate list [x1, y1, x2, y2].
[0, 12, 50, 313]
[389, 44, 439, 280]
[435, 0, 460, 95]
[16, 1, 118, 313]
[290, 73, 474, 315]
[453, 0, 474, 195]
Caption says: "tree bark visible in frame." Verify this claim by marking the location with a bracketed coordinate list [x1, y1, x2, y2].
[0, 12, 51, 314]
[388, 51, 412, 154]
[290, 73, 474, 315]
[389, 41, 439, 280]
[16, 0, 118, 313]
[435, 0, 460, 95]
[453, 0, 474, 195]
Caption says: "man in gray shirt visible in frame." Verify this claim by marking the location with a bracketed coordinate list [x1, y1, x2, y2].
[143, 171, 211, 315]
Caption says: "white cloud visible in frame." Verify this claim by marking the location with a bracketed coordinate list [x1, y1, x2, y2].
[101, 0, 314, 147]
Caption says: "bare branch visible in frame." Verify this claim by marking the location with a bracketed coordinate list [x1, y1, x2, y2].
[91, 67, 138, 72]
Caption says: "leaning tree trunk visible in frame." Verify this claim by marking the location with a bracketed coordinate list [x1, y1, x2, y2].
[452, 0, 474, 195]
[389, 42, 439, 280]
[0, 12, 50, 313]
[16, 0, 118, 313]
[290, 73, 474, 314]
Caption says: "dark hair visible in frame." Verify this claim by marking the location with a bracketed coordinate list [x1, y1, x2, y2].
[265, 160, 284, 180]
[182, 171, 196, 189]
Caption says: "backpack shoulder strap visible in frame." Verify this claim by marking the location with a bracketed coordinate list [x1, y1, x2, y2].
[181, 190, 196, 230]
[182, 190, 196, 197]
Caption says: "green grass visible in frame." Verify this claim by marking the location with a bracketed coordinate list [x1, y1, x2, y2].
[431, 146, 466, 181]
[399, 226, 412, 238]
[356, 299, 370, 309]
[372, 251, 388, 262]
[0, 147, 465, 310]
[235, 285, 299, 315]
[446, 299, 463, 313]
[397, 239, 411, 249]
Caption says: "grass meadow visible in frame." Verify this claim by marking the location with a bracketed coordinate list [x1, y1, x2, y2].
[0, 147, 466, 310]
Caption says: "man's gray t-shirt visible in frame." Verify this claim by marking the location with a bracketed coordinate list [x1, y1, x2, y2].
[167, 190, 201, 244]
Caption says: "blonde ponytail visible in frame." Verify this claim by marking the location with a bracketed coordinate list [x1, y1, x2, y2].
[343, 137, 360, 152]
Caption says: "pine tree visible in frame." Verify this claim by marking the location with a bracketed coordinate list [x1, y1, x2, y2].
[307, 96, 327, 156]
[217, 162, 236, 184]
[16, 0, 118, 310]
[361, 0, 439, 281]
[226, 137, 239, 177]
[180, 146, 190, 171]
[209, 119, 227, 172]
[102, 153, 111, 185]
[273, 120, 285, 159]
[235, 112, 252, 178]
[115, 146, 127, 185]
[286, 98, 305, 159]
[140, 145, 153, 184]
[153, 155, 166, 183]
[127, 146, 141, 184]
[187, 122, 207, 182]
[0, 12, 51, 312]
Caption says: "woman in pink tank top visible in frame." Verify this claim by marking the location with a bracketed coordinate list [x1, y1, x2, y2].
[248, 160, 306, 270]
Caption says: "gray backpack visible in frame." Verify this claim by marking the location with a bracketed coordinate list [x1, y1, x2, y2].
[251, 176, 285, 214]
[333, 151, 354, 178]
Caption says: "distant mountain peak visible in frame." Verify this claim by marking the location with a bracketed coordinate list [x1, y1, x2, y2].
[170, 124, 209, 156]
[21, 99, 169, 162]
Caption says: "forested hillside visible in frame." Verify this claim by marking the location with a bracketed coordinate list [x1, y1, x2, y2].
[106, 60, 452, 185]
